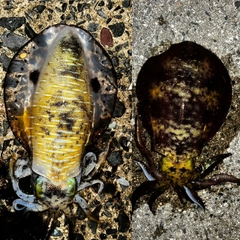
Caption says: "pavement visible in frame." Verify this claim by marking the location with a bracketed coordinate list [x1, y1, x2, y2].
[132, 1, 240, 240]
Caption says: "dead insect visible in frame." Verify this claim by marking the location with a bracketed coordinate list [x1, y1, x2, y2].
[4, 24, 117, 222]
[133, 41, 240, 212]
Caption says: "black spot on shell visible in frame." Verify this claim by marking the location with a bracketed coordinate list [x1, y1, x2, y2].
[52, 101, 69, 107]
[4, 76, 18, 88]
[91, 78, 101, 93]
[59, 112, 75, 131]
[169, 167, 176, 172]
[16, 93, 25, 102]
[30, 70, 40, 84]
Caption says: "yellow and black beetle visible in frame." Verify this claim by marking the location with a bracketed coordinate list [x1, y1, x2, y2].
[133, 41, 240, 211]
[4, 24, 117, 219]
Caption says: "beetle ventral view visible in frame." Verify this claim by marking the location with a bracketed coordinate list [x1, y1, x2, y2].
[132, 41, 240, 212]
[3, 24, 117, 226]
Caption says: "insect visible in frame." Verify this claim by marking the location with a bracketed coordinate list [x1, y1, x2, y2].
[4, 24, 117, 224]
[132, 41, 240, 212]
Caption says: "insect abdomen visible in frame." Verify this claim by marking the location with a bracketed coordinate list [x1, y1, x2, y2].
[30, 34, 93, 186]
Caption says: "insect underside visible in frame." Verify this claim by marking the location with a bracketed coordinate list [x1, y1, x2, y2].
[4, 25, 117, 227]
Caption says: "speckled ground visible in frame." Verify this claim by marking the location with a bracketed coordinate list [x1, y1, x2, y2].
[2, 1, 240, 240]
[0, 1, 132, 240]
[132, 1, 240, 240]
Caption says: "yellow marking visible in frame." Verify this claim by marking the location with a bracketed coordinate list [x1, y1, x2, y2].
[190, 127, 202, 138]
[152, 119, 201, 159]
[161, 156, 195, 186]
[25, 35, 94, 187]
[149, 86, 164, 99]
[192, 87, 201, 95]
[20, 52, 27, 59]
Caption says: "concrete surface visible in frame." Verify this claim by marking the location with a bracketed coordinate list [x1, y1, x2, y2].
[132, 1, 240, 240]
[0, 1, 132, 239]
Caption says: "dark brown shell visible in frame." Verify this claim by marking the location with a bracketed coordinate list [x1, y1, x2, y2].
[136, 41, 232, 160]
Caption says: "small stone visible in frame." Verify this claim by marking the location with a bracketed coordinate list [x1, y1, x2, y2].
[106, 228, 117, 235]
[1, 31, 28, 52]
[122, 0, 130, 8]
[113, 99, 126, 117]
[119, 136, 129, 151]
[88, 22, 99, 32]
[62, 3, 67, 12]
[235, 1, 240, 9]
[100, 27, 113, 47]
[52, 229, 62, 237]
[117, 177, 130, 187]
[109, 22, 125, 37]
[107, 150, 123, 166]
[25, 23, 37, 39]
[0, 17, 26, 31]
[0, 53, 11, 71]
[33, 5, 46, 13]
[117, 210, 130, 232]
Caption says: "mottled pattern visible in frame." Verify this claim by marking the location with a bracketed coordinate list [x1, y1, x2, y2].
[30, 34, 92, 186]
[0, 1, 131, 239]
[133, 41, 236, 212]
[4, 25, 117, 187]
[4, 24, 117, 218]
[137, 41, 231, 184]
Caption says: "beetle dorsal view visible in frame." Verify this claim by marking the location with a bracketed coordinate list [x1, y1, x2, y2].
[4, 24, 117, 219]
[132, 41, 240, 211]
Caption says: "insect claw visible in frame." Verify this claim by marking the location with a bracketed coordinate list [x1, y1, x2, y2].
[148, 188, 166, 213]
[132, 180, 165, 211]
[201, 153, 232, 178]
[192, 174, 240, 190]
[74, 194, 99, 222]
[183, 186, 205, 211]
[134, 160, 155, 181]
